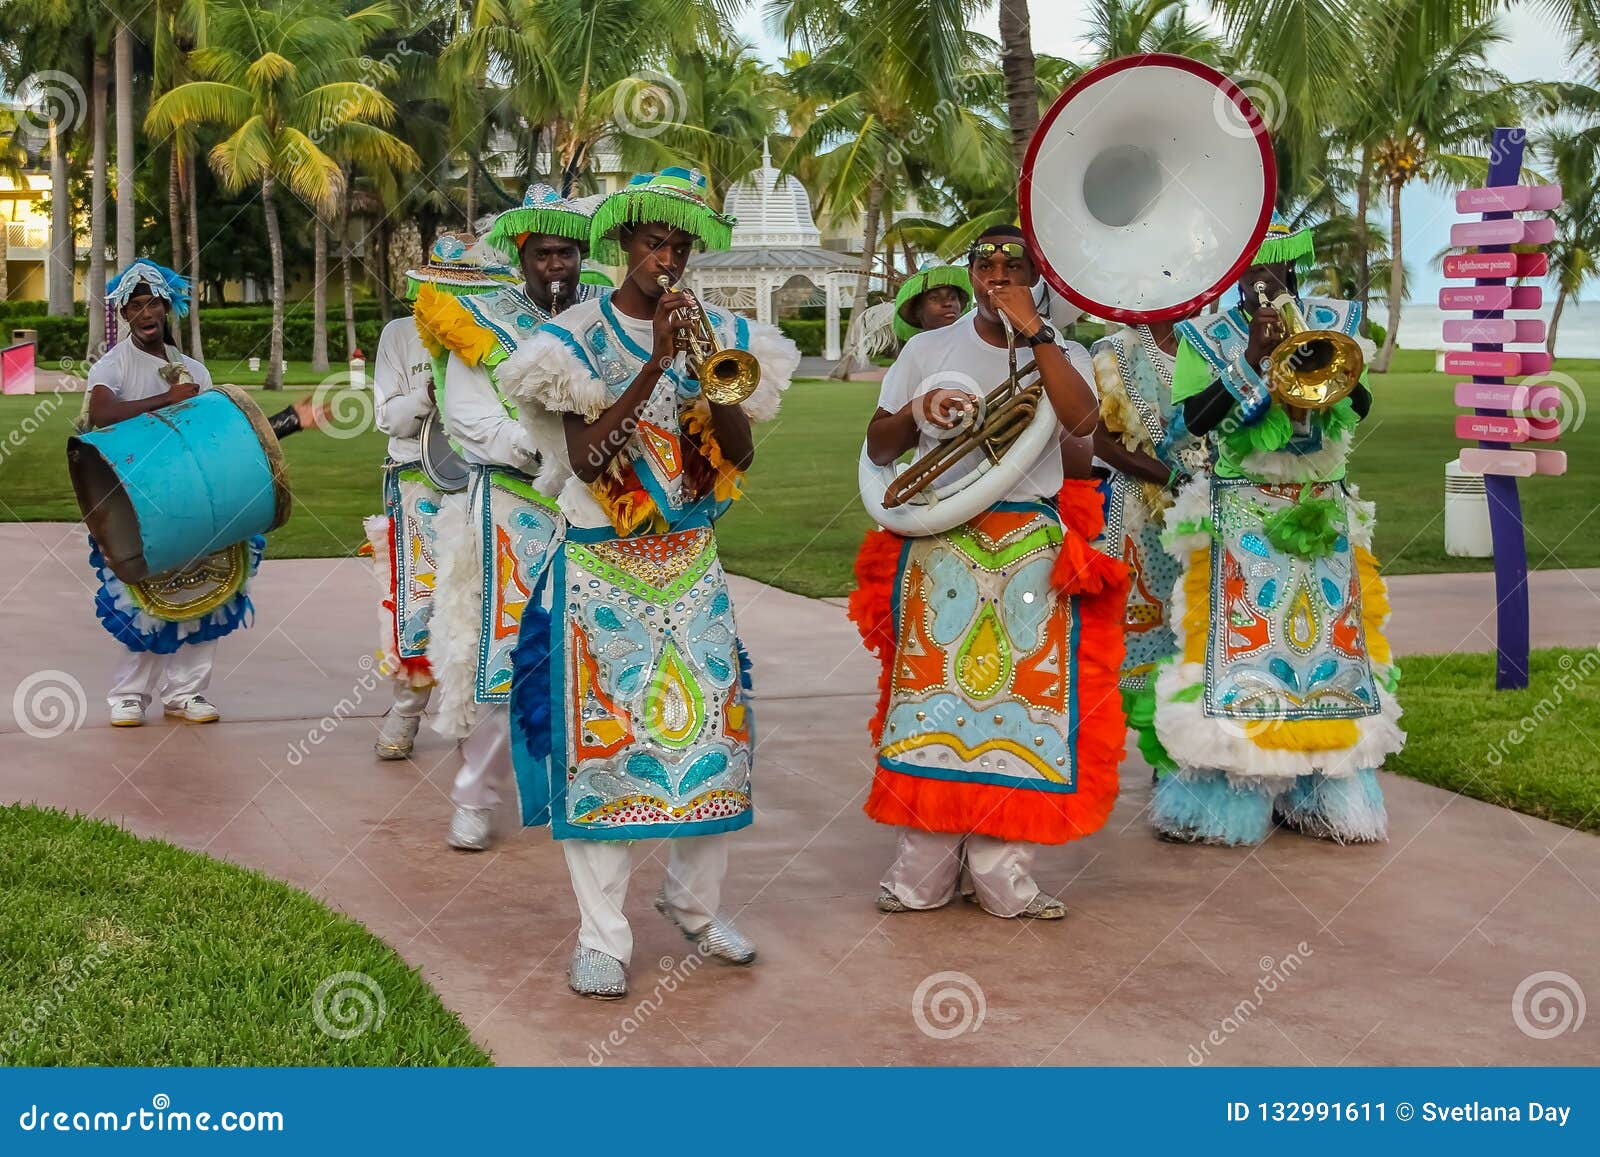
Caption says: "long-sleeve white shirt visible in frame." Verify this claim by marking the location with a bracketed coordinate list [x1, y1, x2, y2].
[442, 357, 540, 472]
[372, 316, 435, 462]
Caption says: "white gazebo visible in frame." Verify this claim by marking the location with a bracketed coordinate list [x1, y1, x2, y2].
[689, 145, 852, 361]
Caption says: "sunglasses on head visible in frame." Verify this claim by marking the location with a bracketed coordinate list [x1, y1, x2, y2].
[967, 241, 1028, 263]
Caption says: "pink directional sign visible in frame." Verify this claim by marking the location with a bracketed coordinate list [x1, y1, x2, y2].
[1443, 318, 1545, 344]
[1439, 286, 1542, 311]
[1455, 184, 1562, 213]
[1457, 414, 1530, 442]
[1446, 140, 1566, 691]
[1442, 252, 1549, 279]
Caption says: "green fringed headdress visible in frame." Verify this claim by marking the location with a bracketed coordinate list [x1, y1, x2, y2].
[403, 232, 517, 301]
[579, 265, 615, 288]
[1250, 209, 1316, 274]
[485, 184, 597, 262]
[589, 168, 735, 266]
[893, 263, 972, 342]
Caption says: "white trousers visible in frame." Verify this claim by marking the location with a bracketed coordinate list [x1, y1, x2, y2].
[451, 705, 513, 809]
[881, 828, 1039, 917]
[390, 679, 431, 718]
[107, 640, 217, 710]
[562, 836, 727, 966]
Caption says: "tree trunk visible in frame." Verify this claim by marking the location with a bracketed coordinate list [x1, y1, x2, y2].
[114, 25, 135, 269]
[48, 118, 74, 316]
[377, 220, 393, 324]
[340, 175, 357, 358]
[312, 217, 330, 372]
[997, 0, 1039, 173]
[1547, 286, 1568, 358]
[262, 175, 285, 390]
[86, 53, 109, 361]
[167, 147, 184, 352]
[1355, 142, 1372, 325]
[418, 208, 438, 266]
[464, 150, 476, 227]
[831, 177, 885, 379]
[1375, 179, 1403, 374]
[184, 149, 203, 359]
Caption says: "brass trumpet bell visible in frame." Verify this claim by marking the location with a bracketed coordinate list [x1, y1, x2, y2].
[657, 275, 761, 405]
[1257, 284, 1364, 412]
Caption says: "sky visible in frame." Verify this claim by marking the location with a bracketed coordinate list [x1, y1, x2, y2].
[733, 2, 1578, 302]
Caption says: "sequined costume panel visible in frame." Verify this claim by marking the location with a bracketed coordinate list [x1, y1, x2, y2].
[475, 469, 563, 701]
[386, 466, 442, 659]
[542, 522, 754, 840]
[1204, 480, 1379, 721]
[1104, 477, 1182, 690]
[879, 504, 1082, 791]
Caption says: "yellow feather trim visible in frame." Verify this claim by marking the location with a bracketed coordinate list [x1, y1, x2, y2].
[1182, 547, 1209, 665]
[413, 285, 498, 367]
[681, 402, 746, 505]
[1354, 545, 1392, 665]
[1248, 717, 1362, 751]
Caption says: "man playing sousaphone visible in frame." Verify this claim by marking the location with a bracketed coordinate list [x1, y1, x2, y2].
[1147, 211, 1404, 846]
[850, 223, 1129, 921]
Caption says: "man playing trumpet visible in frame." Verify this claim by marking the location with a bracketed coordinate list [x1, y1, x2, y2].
[851, 223, 1129, 920]
[497, 168, 799, 999]
[1148, 212, 1403, 846]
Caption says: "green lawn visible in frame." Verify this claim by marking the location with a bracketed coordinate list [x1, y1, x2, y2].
[3, 348, 1597, 596]
[1389, 648, 1600, 834]
[0, 805, 490, 1065]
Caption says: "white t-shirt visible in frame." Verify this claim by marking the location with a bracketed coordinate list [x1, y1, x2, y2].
[87, 340, 212, 402]
[373, 316, 435, 462]
[875, 313, 1097, 502]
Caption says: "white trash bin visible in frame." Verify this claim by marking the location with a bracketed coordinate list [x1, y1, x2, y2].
[1444, 456, 1494, 558]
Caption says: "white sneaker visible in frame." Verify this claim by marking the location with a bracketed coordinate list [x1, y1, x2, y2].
[110, 697, 145, 727]
[164, 695, 220, 724]
[374, 710, 421, 760]
[448, 805, 493, 851]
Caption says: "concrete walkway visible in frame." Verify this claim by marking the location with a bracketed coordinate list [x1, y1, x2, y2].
[2, 522, 1596, 1065]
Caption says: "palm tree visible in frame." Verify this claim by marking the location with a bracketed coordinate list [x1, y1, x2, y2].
[87, 45, 109, 358]
[997, 0, 1037, 172]
[1344, 3, 1522, 370]
[1537, 126, 1600, 356]
[114, 16, 137, 270]
[774, 0, 1000, 376]
[146, 0, 417, 388]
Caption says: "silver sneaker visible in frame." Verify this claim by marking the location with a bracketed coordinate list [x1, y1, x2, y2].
[875, 886, 911, 913]
[568, 945, 627, 999]
[654, 890, 757, 965]
[374, 710, 421, 760]
[447, 805, 493, 851]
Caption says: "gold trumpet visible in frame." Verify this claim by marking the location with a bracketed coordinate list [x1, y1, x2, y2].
[1255, 282, 1364, 412]
[656, 275, 761, 405]
[882, 299, 1044, 510]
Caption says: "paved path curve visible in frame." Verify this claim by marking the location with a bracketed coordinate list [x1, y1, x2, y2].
[2, 523, 1596, 1064]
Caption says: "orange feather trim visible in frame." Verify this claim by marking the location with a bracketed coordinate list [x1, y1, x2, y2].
[680, 403, 746, 506]
[846, 528, 906, 744]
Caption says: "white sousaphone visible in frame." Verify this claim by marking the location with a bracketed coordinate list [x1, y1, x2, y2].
[859, 53, 1278, 536]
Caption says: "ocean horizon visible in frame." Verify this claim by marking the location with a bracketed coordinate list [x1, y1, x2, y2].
[1395, 301, 1600, 361]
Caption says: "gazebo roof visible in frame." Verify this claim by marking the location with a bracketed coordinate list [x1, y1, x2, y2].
[692, 246, 844, 273]
[724, 142, 825, 249]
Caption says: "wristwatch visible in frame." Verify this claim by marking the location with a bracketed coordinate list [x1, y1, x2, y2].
[1024, 323, 1056, 347]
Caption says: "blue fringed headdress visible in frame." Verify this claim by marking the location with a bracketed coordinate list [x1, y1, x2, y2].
[106, 259, 191, 317]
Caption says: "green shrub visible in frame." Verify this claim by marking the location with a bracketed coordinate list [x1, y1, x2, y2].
[1367, 320, 1388, 348]
[780, 318, 826, 356]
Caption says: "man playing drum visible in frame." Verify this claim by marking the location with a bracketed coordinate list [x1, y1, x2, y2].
[850, 223, 1129, 921]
